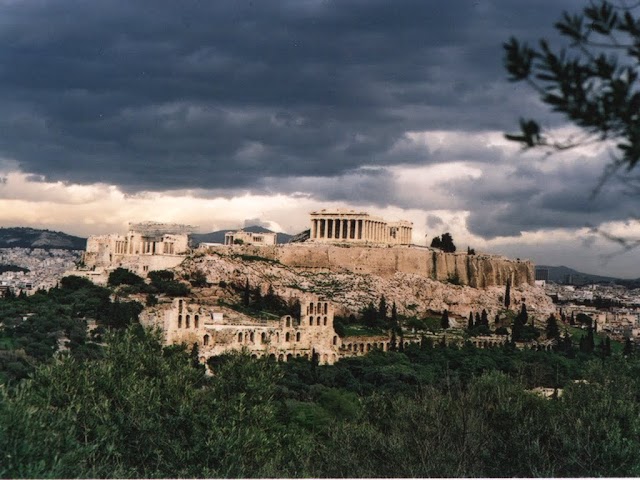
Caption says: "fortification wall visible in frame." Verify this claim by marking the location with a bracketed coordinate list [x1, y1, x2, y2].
[209, 244, 534, 287]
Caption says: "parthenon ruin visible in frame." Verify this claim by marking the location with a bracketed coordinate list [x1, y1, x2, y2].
[309, 209, 412, 245]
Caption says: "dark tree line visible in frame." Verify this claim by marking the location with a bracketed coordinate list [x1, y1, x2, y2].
[430, 233, 456, 253]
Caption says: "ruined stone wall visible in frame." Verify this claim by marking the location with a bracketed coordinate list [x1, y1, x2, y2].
[205, 244, 534, 287]
[140, 296, 342, 365]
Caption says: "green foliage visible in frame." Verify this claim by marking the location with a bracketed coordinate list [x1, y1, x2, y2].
[504, 1, 640, 169]
[60, 275, 96, 291]
[107, 268, 145, 287]
[0, 328, 314, 478]
[3, 323, 640, 477]
[545, 314, 560, 340]
[147, 270, 190, 297]
[189, 269, 208, 287]
[0, 264, 29, 274]
[576, 312, 593, 327]
[147, 269, 174, 284]
[446, 272, 461, 285]
[0, 275, 144, 384]
[440, 310, 450, 329]
[430, 232, 456, 252]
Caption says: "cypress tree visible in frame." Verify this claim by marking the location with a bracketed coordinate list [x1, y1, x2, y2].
[440, 310, 450, 329]
[504, 279, 511, 308]
[378, 296, 388, 326]
[545, 314, 560, 340]
[243, 279, 250, 307]
[468, 311, 474, 329]
[390, 301, 398, 329]
[481, 309, 488, 326]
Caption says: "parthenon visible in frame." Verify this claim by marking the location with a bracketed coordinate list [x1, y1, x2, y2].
[309, 209, 412, 245]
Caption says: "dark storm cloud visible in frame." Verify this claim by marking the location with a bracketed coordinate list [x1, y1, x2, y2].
[456, 151, 638, 238]
[0, 0, 583, 192]
[426, 214, 444, 229]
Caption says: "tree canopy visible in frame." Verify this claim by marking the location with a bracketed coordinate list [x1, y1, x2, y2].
[431, 233, 456, 253]
[504, 1, 640, 173]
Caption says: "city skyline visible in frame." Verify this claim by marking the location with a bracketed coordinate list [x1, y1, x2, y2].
[0, 0, 638, 277]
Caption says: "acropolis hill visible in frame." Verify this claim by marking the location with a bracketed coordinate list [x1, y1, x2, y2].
[82, 213, 534, 289]
[74, 211, 553, 363]
[218, 243, 534, 288]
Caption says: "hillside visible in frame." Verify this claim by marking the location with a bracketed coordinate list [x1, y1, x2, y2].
[0, 227, 86, 250]
[190, 225, 293, 245]
[177, 247, 554, 321]
[536, 265, 619, 285]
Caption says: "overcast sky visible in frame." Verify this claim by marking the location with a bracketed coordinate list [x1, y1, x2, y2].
[0, 0, 639, 277]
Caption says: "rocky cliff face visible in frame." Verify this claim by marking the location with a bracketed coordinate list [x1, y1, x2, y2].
[200, 244, 534, 288]
[181, 245, 553, 321]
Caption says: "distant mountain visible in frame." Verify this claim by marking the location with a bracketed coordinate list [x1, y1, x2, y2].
[536, 265, 620, 285]
[190, 225, 293, 245]
[0, 227, 86, 250]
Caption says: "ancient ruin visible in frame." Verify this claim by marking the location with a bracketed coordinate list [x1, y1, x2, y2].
[141, 295, 347, 364]
[224, 230, 277, 246]
[81, 222, 193, 280]
[309, 209, 413, 245]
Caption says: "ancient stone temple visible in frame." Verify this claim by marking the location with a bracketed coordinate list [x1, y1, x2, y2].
[309, 209, 412, 245]
[224, 230, 277, 246]
[81, 222, 194, 280]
